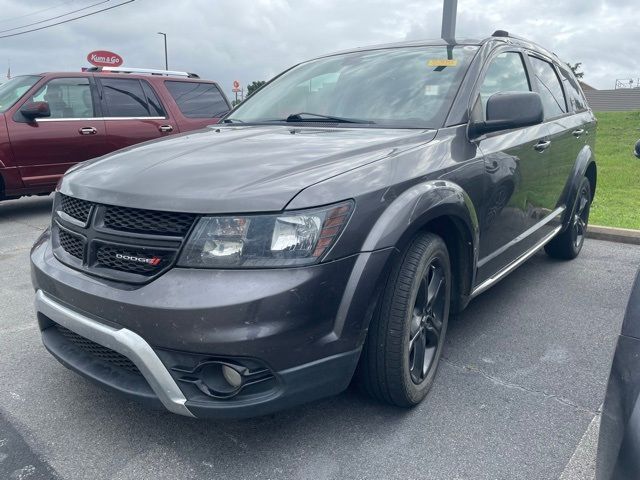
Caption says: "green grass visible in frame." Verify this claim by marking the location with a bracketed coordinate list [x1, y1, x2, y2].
[590, 111, 640, 229]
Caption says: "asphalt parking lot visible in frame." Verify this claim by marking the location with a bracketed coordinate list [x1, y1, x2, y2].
[1, 195, 639, 480]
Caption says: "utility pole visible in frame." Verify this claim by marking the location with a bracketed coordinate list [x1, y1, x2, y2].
[157, 32, 168, 70]
[441, 0, 458, 42]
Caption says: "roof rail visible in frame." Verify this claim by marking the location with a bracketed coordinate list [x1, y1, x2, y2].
[85, 66, 200, 78]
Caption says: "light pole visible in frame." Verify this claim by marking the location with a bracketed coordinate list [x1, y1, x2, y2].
[157, 32, 168, 70]
[441, 0, 457, 42]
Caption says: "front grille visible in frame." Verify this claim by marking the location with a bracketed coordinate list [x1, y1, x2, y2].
[55, 324, 141, 375]
[53, 193, 196, 283]
[58, 229, 84, 259]
[103, 205, 195, 236]
[60, 194, 91, 223]
[95, 245, 170, 275]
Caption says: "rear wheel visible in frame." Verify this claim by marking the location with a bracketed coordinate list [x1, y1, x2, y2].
[359, 232, 451, 407]
[545, 177, 591, 260]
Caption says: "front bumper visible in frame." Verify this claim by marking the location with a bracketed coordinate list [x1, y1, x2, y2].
[31, 233, 393, 418]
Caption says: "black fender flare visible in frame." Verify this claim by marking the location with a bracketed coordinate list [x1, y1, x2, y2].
[561, 144, 596, 229]
[329, 180, 480, 340]
[362, 180, 479, 257]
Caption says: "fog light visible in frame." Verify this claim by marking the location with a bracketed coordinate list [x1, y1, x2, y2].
[222, 364, 243, 388]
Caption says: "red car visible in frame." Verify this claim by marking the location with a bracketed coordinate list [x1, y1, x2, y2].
[0, 67, 230, 200]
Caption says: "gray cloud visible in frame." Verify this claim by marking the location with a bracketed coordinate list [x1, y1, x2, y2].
[0, 0, 637, 94]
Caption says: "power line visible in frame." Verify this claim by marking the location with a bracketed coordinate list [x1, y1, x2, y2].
[0, 1, 110, 35]
[0, 0, 77, 25]
[0, 1, 135, 39]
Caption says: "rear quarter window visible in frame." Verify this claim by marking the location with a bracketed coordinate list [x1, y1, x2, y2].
[559, 68, 588, 113]
[165, 81, 229, 118]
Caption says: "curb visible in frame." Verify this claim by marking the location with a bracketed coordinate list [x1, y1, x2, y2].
[587, 225, 640, 245]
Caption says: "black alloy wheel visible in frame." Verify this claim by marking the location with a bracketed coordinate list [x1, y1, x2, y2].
[408, 260, 446, 384]
[358, 232, 451, 407]
[545, 176, 592, 260]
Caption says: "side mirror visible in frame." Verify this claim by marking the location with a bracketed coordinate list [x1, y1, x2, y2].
[20, 101, 51, 120]
[470, 92, 544, 137]
[634, 139, 640, 158]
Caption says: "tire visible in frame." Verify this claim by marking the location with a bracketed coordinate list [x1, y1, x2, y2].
[359, 232, 451, 407]
[545, 177, 592, 260]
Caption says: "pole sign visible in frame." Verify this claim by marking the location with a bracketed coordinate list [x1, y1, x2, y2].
[87, 50, 124, 67]
[232, 80, 241, 92]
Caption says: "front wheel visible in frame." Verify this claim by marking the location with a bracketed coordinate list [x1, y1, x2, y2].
[359, 232, 451, 407]
[545, 177, 592, 260]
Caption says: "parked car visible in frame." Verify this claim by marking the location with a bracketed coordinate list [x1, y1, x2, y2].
[31, 31, 597, 419]
[0, 67, 230, 201]
[597, 269, 640, 479]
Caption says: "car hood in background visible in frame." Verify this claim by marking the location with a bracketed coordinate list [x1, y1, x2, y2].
[60, 125, 436, 213]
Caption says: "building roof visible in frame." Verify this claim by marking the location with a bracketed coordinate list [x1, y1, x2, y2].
[584, 88, 640, 111]
[579, 81, 597, 91]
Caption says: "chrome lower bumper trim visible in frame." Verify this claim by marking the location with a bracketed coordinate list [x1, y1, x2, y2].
[34, 290, 194, 417]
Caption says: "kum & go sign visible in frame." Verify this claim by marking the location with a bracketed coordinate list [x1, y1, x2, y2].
[87, 50, 123, 67]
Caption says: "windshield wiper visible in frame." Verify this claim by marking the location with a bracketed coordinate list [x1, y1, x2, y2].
[221, 118, 245, 124]
[285, 112, 375, 124]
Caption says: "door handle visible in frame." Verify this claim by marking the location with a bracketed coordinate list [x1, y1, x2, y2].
[158, 125, 173, 133]
[78, 127, 97, 135]
[572, 129, 585, 137]
[533, 140, 551, 152]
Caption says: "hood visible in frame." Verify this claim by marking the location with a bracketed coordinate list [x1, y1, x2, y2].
[61, 125, 436, 213]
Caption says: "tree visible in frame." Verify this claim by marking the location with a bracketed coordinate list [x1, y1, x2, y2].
[566, 62, 584, 79]
[247, 80, 266, 96]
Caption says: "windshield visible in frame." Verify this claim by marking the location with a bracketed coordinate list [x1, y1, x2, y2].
[229, 46, 478, 128]
[0, 75, 41, 112]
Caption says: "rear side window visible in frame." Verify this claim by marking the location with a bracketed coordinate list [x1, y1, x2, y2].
[165, 81, 229, 118]
[30, 77, 94, 118]
[528, 56, 567, 118]
[479, 52, 530, 117]
[559, 68, 588, 112]
[100, 78, 164, 117]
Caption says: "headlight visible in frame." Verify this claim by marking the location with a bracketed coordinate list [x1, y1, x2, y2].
[178, 200, 353, 268]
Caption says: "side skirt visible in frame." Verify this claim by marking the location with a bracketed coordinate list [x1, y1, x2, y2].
[470, 224, 562, 299]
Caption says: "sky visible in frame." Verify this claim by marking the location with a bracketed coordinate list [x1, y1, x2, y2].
[0, 0, 638, 98]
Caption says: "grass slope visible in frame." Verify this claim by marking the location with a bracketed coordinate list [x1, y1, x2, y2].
[590, 111, 640, 229]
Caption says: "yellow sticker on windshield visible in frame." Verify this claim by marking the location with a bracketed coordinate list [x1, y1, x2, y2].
[428, 59, 458, 67]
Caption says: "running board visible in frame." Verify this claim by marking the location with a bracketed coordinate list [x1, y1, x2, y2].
[470, 225, 562, 299]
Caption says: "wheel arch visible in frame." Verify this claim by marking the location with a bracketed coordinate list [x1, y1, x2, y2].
[362, 180, 479, 314]
[561, 145, 597, 229]
[585, 160, 597, 201]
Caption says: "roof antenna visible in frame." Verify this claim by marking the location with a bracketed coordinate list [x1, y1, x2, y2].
[441, 0, 458, 43]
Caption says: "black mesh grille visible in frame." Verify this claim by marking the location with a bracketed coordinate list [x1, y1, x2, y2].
[58, 229, 84, 259]
[60, 194, 91, 223]
[103, 205, 195, 236]
[54, 193, 194, 282]
[95, 245, 170, 275]
[55, 324, 141, 375]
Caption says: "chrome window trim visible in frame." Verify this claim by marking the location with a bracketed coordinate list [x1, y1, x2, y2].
[37, 116, 167, 122]
[35, 290, 194, 417]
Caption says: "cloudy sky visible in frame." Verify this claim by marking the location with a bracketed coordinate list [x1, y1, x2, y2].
[0, 0, 637, 97]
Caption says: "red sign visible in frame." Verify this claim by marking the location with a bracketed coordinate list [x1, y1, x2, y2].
[233, 80, 240, 89]
[87, 50, 123, 67]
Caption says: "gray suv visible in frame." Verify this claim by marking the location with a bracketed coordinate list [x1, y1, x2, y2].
[31, 31, 596, 418]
